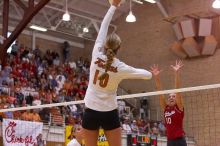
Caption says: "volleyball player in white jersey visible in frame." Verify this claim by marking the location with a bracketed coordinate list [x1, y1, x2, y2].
[82, 0, 152, 146]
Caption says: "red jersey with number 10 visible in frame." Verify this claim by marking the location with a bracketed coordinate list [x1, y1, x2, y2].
[164, 105, 185, 140]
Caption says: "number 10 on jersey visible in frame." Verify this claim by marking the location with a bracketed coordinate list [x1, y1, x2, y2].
[93, 69, 109, 88]
[165, 117, 172, 124]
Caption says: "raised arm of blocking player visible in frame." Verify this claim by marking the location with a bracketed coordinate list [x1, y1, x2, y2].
[150, 64, 166, 110]
[171, 60, 184, 111]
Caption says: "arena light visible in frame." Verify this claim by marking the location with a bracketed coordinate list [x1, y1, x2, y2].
[126, 11, 136, 22]
[62, 0, 70, 21]
[30, 25, 47, 32]
[132, 0, 143, 4]
[62, 12, 70, 21]
[126, 0, 136, 22]
[212, 0, 220, 8]
[143, 0, 156, 3]
[83, 27, 89, 33]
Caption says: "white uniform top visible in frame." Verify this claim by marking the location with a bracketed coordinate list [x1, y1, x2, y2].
[84, 5, 152, 111]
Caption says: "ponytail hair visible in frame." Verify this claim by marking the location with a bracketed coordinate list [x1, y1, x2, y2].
[99, 33, 121, 80]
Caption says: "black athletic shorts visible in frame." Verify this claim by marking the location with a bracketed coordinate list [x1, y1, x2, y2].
[82, 108, 120, 130]
[167, 137, 187, 146]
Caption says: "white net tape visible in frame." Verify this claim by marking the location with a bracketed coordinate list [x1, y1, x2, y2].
[1, 83, 220, 112]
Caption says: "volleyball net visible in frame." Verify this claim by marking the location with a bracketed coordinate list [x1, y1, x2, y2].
[0, 83, 220, 146]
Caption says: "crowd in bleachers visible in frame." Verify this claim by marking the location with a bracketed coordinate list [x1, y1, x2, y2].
[121, 116, 166, 136]
[0, 42, 166, 137]
[0, 41, 90, 124]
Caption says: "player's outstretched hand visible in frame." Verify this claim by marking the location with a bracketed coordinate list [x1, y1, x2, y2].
[150, 64, 162, 76]
[112, 0, 122, 7]
[171, 60, 184, 72]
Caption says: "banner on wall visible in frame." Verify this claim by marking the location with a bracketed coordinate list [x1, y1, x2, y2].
[66, 126, 108, 146]
[97, 129, 109, 146]
[66, 125, 85, 146]
[65, 125, 73, 146]
[2, 119, 43, 146]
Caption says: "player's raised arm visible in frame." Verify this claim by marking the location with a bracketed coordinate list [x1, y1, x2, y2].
[171, 60, 184, 111]
[150, 64, 166, 110]
[118, 62, 152, 80]
[92, 0, 121, 57]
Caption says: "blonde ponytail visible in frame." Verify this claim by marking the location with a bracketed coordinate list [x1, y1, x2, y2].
[99, 33, 121, 81]
[99, 49, 115, 80]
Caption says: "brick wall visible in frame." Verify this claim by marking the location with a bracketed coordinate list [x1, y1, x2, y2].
[113, 3, 220, 146]
[16, 33, 85, 62]
[146, 89, 220, 146]
[182, 89, 220, 146]
[3, 1, 220, 145]
[163, 0, 211, 17]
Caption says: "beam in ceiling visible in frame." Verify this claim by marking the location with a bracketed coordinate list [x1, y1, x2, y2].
[45, 5, 117, 28]
[22, 0, 117, 29]
[2, 0, 9, 39]
[14, 0, 27, 10]
[0, 0, 50, 66]
[50, 1, 104, 20]
[12, 1, 23, 19]
[42, 10, 52, 27]
[0, 24, 85, 48]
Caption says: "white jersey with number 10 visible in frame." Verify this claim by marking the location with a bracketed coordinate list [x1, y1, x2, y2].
[84, 5, 152, 112]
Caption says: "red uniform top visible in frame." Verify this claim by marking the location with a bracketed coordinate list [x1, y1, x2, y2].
[164, 105, 185, 140]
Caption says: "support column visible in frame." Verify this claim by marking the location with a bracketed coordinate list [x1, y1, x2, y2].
[1, 0, 9, 65]
[2, 0, 9, 39]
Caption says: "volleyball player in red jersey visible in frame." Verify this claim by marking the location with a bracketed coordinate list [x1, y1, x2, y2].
[150, 60, 187, 146]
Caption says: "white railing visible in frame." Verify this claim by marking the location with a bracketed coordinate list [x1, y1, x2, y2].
[117, 86, 137, 108]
